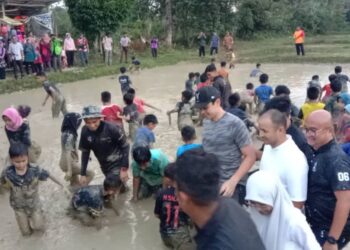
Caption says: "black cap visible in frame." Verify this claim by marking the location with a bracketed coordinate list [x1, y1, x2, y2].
[194, 86, 220, 108]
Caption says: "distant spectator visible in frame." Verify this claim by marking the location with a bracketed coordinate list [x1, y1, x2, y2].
[102, 33, 113, 66]
[250, 63, 262, 77]
[64, 33, 76, 67]
[150, 36, 158, 58]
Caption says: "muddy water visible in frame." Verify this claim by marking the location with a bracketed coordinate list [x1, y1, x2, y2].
[0, 63, 349, 250]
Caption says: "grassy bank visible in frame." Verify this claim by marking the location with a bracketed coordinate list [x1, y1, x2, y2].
[1, 33, 350, 94]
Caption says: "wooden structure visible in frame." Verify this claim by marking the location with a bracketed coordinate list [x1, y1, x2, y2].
[0, 0, 59, 17]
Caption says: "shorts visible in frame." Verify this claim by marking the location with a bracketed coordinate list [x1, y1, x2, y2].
[14, 208, 45, 236]
[128, 122, 139, 141]
[52, 96, 67, 118]
[161, 226, 193, 250]
[139, 179, 162, 199]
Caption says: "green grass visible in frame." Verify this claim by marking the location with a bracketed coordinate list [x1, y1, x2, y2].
[1, 33, 350, 94]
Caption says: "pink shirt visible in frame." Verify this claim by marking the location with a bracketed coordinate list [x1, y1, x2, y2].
[134, 96, 145, 113]
[103, 37, 113, 51]
[64, 37, 76, 51]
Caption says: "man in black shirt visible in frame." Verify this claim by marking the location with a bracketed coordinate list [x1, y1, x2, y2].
[304, 110, 350, 249]
[79, 105, 129, 186]
[175, 149, 265, 250]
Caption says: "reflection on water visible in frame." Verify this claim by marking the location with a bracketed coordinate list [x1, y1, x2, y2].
[0, 63, 348, 250]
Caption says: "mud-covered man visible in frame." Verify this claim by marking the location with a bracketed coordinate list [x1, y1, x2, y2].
[79, 105, 130, 186]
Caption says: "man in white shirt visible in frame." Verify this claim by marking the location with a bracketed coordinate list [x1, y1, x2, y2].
[120, 34, 130, 63]
[8, 35, 24, 79]
[258, 109, 308, 209]
[102, 33, 113, 66]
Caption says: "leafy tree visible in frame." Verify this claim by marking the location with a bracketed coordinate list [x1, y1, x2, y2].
[64, 0, 134, 41]
[51, 6, 75, 37]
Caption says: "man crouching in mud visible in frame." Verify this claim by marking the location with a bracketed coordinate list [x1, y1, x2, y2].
[68, 176, 121, 228]
[78, 106, 129, 205]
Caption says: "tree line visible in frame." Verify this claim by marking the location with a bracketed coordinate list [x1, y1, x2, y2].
[61, 0, 349, 47]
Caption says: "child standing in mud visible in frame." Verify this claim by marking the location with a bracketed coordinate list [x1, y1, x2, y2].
[122, 93, 140, 141]
[60, 112, 94, 186]
[118, 66, 133, 95]
[2, 106, 41, 163]
[38, 73, 68, 118]
[0, 143, 67, 236]
[154, 163, 192, 249]
[167, 90, 195, 131]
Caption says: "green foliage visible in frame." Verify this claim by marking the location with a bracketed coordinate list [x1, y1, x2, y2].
[51, 7, 76, 37]
[235, 0, 347, 39]
[64, 0, 134, 41]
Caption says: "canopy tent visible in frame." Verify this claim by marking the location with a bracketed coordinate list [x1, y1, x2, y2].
[0, 0, 60, 17]
[0, 15, 22, 25]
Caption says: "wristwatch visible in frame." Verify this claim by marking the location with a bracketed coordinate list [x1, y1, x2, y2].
[326, 235, 338, 244]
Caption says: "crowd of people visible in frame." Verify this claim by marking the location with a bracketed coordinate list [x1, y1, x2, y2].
[0, 26, 159, 80]
[1, 30, 350, 249]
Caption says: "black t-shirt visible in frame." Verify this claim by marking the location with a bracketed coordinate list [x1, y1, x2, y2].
[287, 124, 314, 166]
[154, 187, 189, 235]
[118, 75, 132, 93]
[79, 121, 129, 175]
[123, 104, 139, 123]
[305, 140, 350, 233]
[213, 76, 231, 109]
[5, 122, 31, 147]
[194, 198, 265, 250]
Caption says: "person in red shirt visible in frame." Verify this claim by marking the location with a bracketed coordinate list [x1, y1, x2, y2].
[100, 91, 123, 130]
[196, 73, 211, 90]
[322, 74, 337, 103]
[127, 88, 161, 120]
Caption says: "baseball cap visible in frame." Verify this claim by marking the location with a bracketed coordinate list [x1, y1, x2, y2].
[81, 105, 104, 119]
[194, 86, 220, 108]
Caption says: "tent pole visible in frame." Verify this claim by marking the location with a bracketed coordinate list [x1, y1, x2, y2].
[1, 1, 5, 18]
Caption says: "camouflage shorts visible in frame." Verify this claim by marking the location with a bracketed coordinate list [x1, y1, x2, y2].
[161, 226, 193, 250]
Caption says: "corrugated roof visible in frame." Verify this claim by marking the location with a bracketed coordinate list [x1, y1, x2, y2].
[2, 0, 60, 17]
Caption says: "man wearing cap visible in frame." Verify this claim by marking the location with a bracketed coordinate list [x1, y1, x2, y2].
[79, 105, 130, 186]
[195, 87, 256, 204]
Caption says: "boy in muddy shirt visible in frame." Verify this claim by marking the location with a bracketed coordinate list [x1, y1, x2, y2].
[0, 143, 66, 236]
[37, 72, 68, 118]
[68, 176, 122, 228]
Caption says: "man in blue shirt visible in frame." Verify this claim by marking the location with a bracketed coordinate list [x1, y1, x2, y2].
[210, 32, 220, 56]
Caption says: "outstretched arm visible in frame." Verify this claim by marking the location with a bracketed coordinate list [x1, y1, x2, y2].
[144, 102, 161, 112]
[42, 94, 50, 106]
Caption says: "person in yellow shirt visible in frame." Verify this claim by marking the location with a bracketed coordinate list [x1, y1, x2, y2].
[293, 26, 305, 56]
[299, 86, 325, 124]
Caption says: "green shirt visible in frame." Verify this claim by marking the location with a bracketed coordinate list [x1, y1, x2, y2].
[132, 149, 169, 186]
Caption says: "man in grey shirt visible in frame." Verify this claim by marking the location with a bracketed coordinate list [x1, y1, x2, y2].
[195, 87, 256, 203]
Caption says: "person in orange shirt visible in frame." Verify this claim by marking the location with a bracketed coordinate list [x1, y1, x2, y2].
[218, 61, 230, 83]
[293, 26, 305, 56]
[223, 32, 233, 51]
